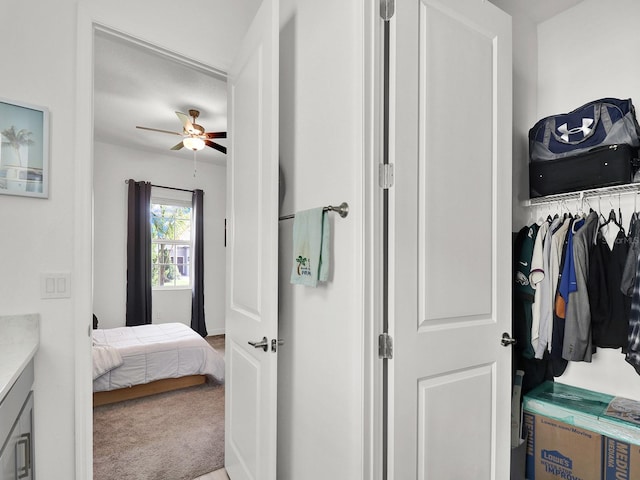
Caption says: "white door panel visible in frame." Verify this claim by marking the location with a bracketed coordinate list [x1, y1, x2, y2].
[390, 0, 512, 478]
[417, 366, 493, 479]
[225, 0, 279, 479]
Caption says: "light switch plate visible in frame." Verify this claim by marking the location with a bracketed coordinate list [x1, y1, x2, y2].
[40, 272, 71, 299]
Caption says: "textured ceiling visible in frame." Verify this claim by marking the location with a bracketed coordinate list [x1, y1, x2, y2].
[94, 31, 229, 166]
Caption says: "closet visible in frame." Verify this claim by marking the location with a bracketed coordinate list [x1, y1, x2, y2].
[508, 0, 640, 401]
[515, 185, 640, 395]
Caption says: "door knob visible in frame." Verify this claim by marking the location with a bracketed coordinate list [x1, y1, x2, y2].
[501, 332, 517, 347]
[248, 336, 269, 352]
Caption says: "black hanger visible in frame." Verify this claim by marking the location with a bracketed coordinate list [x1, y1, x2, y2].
[619, 207, 624, 227]
[628, 212, 638, 239]
[599, 208, 624, 233]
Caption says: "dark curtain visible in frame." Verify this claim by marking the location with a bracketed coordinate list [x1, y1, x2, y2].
[126, 179, 152, 326]
[191, 189, 207, 336]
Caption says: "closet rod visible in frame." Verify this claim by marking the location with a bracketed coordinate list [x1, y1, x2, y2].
[124, 179, 196, 194]
[279, 202, 349, 221]
[524, 183, 640, 207]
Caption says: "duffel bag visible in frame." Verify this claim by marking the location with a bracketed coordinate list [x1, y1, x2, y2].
[529, 97, 640, 162]
[529, 144, 640, 198]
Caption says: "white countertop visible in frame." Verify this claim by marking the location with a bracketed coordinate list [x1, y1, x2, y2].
[0, 314, 39, 402]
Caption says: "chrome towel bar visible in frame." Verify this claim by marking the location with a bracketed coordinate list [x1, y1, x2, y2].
[279, 202, 349, 221]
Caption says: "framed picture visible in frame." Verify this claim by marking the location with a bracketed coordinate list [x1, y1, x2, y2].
[0, 98, 49, 198]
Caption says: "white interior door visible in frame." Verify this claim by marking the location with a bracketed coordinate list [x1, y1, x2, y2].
[389, 0, 512, 478]
[225, 0, 279, 478]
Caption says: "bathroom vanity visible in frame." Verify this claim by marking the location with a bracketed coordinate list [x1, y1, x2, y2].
[0, 314, 39, 480]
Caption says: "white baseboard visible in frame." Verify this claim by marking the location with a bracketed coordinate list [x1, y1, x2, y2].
[206, 328, 225, 336]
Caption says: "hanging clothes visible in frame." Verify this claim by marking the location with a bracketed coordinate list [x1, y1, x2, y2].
[513, 224, 539, 359]
[549, 216, 576, 375]
[534, 216, 563, 359]
[626, 246, 640, 374]
[530, 221, 549, 351]
[513, 224, 553, 394]
[621, 212, 640, 297]
[589, 227, 631, 350]
[563, 212, 598, 362]
[520, 194, 640, 377]
[548, 217, 572, 355]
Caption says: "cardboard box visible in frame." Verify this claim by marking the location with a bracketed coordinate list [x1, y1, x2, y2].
[523, 411, 602, 480]
[523, 382, 640, 480]
[602, 437, 640, 480]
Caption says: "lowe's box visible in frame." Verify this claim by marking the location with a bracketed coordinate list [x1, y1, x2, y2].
[523, 382, 640, 480]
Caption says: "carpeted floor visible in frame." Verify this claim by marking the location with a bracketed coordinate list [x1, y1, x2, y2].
[93, 335, 225, 480]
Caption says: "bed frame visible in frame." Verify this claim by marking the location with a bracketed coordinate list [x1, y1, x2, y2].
[93, 374, 207, 407]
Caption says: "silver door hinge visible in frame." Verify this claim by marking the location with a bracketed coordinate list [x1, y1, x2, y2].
[379, 333, 393, 359]
[380, 0, 395, 20]
[379, 163, 394, 189]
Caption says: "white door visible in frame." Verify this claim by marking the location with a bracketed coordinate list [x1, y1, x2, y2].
[225, 0, 279, 478]
[389, 0, 512, 478]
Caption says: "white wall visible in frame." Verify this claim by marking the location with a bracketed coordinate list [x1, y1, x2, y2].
[0, 0, 258, 476]
[533, 0, 640, 400]
[93, 141, 226, 333]
[277, 0, 365, 478]
[489, 1, 539, 227]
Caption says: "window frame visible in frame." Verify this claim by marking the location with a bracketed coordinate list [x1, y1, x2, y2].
[150, 196, 193, 290]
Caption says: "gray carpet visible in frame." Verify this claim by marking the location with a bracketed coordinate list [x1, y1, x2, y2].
[93, 335, 225, 480]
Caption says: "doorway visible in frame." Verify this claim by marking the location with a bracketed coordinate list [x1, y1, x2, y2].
[91, 28, 229, 478]
[76, 1, 374, 479]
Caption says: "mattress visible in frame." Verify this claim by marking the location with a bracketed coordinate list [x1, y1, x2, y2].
[92, 322, 224, 392]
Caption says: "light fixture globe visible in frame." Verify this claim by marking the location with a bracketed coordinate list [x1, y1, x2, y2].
[183, 136, 205, 151]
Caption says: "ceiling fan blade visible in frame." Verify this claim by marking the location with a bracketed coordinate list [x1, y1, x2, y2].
[170, 141, 185, 151]
[205, 140, 227, 154]
[136, 126, 183, 136]
[204, 132, 227, 139]
[175, 111, 196, 134]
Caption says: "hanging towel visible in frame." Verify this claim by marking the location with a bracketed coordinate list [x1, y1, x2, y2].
[290, 207, 330, 287]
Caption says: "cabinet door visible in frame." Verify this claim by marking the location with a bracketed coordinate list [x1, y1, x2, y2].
[0, 420, 19, 480]
[0, 391, 33, 480]
[16, 392, 33, 480]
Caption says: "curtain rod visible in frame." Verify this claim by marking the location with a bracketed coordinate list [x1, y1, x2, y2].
[124, 179, 198, 194]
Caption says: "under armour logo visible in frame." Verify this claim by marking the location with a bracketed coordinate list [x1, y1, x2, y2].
[557, 118, 594, 142]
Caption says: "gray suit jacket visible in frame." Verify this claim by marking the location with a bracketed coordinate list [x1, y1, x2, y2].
[563, 211, 599, 362]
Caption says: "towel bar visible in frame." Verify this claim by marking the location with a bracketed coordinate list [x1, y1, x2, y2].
[279, 202, 349, 221]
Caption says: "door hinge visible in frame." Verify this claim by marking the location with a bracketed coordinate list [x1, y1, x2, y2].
[379, 163, 394, 189]
[378, 333, 393, 359]
[380, 0, 395, 20]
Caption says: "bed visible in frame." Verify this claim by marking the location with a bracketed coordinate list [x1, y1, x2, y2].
[92, 322, 225, 406]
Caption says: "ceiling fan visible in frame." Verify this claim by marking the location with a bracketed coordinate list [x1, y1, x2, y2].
[136, 109, 227, 154]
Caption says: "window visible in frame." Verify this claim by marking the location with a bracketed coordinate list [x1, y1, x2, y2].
[151, 199, 192, 288]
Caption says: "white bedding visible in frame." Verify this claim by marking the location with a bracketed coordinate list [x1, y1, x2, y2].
[92, 344, 123, 380]
[92, 322, 225, 392]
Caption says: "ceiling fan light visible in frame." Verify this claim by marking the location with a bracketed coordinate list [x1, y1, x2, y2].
[183, 136, 205, 151]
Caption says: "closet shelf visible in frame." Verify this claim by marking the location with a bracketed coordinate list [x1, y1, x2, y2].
[523, 183, 640, 207]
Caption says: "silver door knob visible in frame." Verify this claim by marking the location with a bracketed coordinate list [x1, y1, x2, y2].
[248, 336, 269, 352]
[501, 333, 517, 347]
